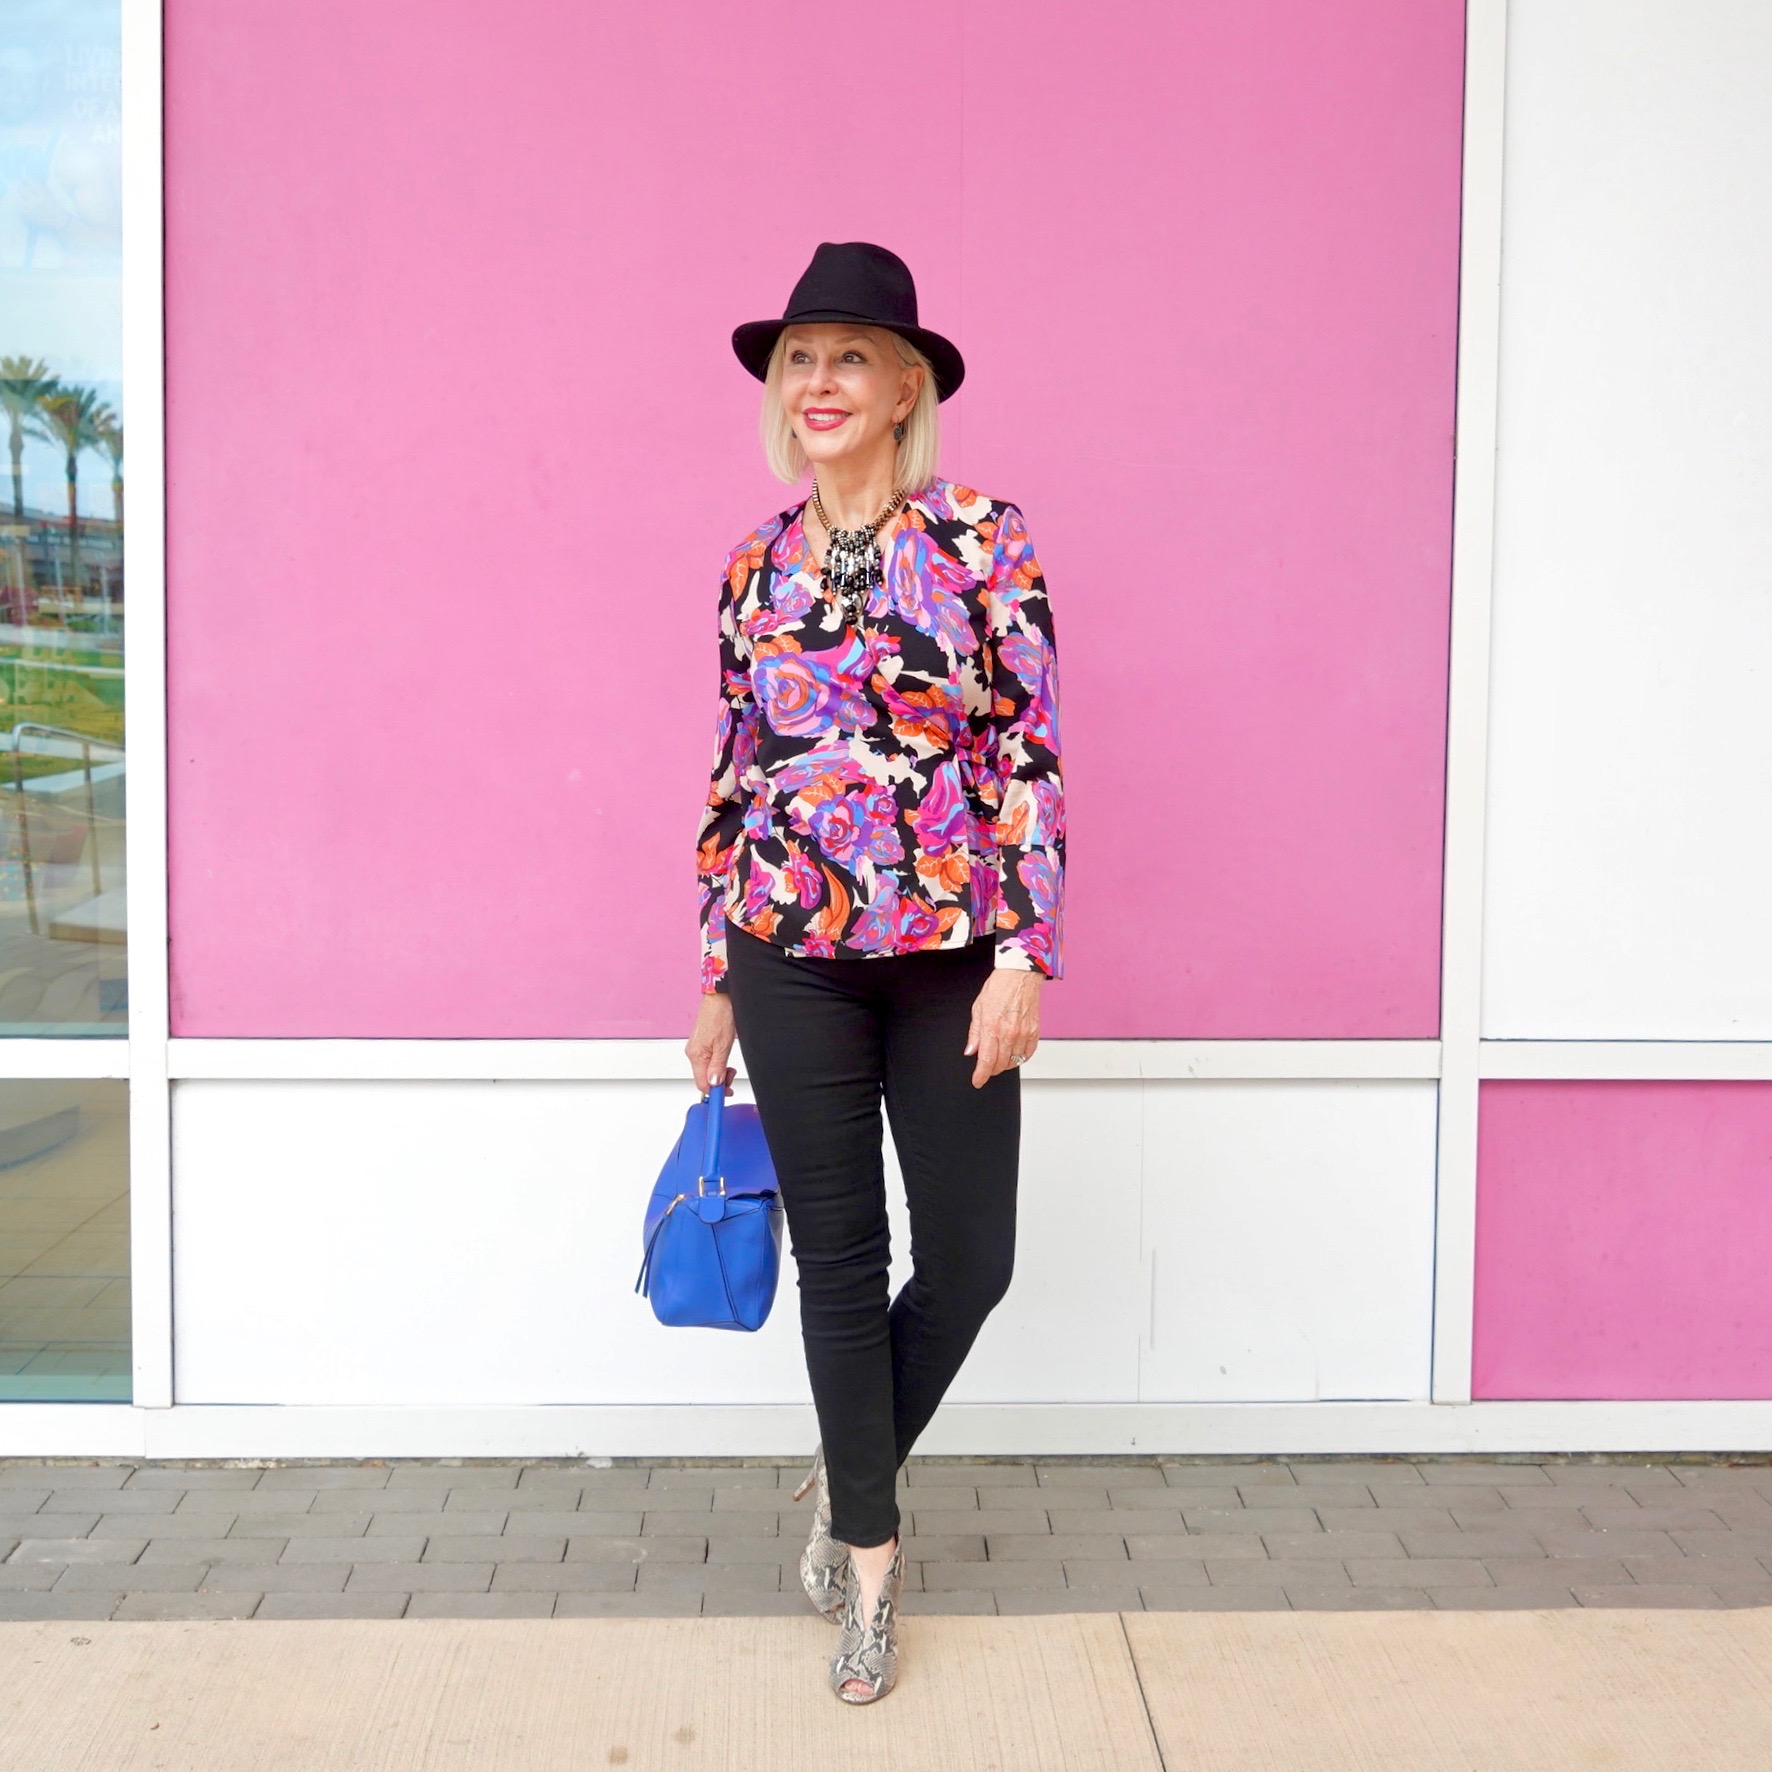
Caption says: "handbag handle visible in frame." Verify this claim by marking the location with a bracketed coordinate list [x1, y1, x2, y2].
[699, 1081, 725, 1194]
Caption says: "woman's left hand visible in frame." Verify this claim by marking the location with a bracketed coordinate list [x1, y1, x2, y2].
[965, 970, 1044, 1087]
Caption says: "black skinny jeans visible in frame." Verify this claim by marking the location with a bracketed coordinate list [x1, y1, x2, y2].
[723, 919, 1021, 1548]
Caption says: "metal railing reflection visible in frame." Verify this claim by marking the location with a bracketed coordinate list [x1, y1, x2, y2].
[5, 723, 121, 937]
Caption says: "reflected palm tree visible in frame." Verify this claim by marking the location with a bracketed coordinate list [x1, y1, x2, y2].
[93, 414, 123, 636]
[0, 356, 60, 529]
[96, 413, 123, 529]
[0, 358, 60, 627]
[36, 385, 107, 622]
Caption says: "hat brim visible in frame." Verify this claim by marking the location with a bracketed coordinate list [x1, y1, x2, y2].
[732, 312, 965, 402]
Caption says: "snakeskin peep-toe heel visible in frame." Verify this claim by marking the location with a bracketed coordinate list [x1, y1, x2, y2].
[828, 1536, 904, 1704]
[790, 1443, 849, 1624]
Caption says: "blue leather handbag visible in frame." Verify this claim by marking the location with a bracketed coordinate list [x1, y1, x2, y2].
[635, 1083, 784, 1331]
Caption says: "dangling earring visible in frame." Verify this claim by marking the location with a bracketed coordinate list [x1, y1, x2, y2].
[893, 420, 906, 443]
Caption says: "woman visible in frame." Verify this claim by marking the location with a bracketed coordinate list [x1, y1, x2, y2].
[684, 241, 1066, 1703]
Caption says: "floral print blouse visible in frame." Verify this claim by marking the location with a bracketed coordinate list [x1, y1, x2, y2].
[695, 477, 1066, 993]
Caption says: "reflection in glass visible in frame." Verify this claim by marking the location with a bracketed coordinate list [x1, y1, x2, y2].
[0, 1, 126, 1033]
[0, 1079, 128, 1400]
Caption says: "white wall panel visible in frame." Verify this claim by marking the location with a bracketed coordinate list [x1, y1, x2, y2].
[175, 1078, 1415, 1413]
[1483, 1, 1772, 1037]
[1138, 1081, 1438, 1402]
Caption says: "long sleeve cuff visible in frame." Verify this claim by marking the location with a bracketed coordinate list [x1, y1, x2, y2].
[699, 885, 731, 994]
[991, 844, 1064, 980]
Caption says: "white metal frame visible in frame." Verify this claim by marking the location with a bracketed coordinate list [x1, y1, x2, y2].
[1430, 0, 1511, 1408]
[121, 0, 172, 1414]
[159, 1039, 1772, 1084]
[9, 0, 1771, 1458]
[9, 1400, 1772, 1463]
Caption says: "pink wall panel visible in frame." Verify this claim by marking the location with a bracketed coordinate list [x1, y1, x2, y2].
[1473, 1081, 1772, 1400]
[165, 0, 1466, 1036]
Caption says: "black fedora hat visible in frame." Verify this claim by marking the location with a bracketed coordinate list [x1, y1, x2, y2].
[732, 241, 965, 402]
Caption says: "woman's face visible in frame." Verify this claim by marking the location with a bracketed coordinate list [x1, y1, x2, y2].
[780, 324, 922, 473]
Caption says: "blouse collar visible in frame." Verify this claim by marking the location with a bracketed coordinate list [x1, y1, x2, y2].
[789, 477, 950, 531]
[775, 478, 954, 575]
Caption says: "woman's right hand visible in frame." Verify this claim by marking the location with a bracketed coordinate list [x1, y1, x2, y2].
[686, 990, 739, 1095]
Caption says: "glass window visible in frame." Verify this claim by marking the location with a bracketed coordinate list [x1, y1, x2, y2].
[0, 1079, 128, 1400]
[0, 0, 126, 1035]
[0, 4, 131, 1405]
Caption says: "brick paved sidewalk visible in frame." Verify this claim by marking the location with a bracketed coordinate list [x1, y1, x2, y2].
[3, 1455, 1771, 1622]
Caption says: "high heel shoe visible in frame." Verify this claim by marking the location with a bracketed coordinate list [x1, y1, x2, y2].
[790, 1442, 849, 1624]
[828, 1536, 904, 1705]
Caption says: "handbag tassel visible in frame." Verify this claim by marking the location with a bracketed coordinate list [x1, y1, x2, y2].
[634, 1195, 684, 1297]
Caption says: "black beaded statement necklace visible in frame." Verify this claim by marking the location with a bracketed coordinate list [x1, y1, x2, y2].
[809, 482, 907, 631]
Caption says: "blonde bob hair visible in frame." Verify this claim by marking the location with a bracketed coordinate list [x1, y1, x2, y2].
[759, 328, 941, 494]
